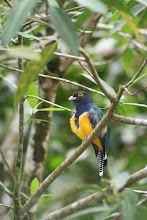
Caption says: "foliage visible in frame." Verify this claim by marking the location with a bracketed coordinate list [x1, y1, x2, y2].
[0, 0, 147, 219]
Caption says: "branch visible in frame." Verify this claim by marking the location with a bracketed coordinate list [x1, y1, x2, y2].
[54, 52, 85, 61]
[65, 6, 85, 13]
[38, 74, 105, 97]
[0, 63, 23, 73]
[124, 86, 147, 96]
[0, 148, 15, 181]
[79, 48, 116, 103]
[0, 181, 12, 197]
[20, 100, 118, 219]
[42, 167, 147, 220]
[112, 114, 147, 126]
[25, 95, 75, 113]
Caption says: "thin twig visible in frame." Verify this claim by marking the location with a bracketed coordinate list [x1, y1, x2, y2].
[0, 149, 15, 181]
[78, 60, 93, 77]
[54, 52, 85, 61]
[0, 181, 12, 197]
[124, 86, 147, 96]
[0, 203, 13, 209]
[65, 6, 85, 13]
[0, 63, 23, 73]
[4, 0, 12, 7]
[25, 95, 75, 113]
[137, 196, 147, 206]
[79, 48, 116, 103]
[39, 74, 105, 97]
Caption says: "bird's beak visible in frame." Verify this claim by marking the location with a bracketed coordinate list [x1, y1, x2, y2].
[68, 96, 77, 101]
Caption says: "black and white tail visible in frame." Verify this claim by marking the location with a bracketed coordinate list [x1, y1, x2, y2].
[99, 151, 107, 177]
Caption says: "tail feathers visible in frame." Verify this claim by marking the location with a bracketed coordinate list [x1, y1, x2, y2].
[99, 151, 107, 177]
[104, 153, 107, 167]
[99, 151, 104, 177]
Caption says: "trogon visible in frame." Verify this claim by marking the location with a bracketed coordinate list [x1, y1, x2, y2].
[68, 91, 111, 177]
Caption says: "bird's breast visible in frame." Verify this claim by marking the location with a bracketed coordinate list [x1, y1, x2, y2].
[70, 112, 102, 150]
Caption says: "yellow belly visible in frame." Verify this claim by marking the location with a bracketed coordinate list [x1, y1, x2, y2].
[70, 113, 102, 150]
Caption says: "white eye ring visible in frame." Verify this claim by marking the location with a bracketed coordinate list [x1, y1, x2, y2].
[78, 92, 83, 96]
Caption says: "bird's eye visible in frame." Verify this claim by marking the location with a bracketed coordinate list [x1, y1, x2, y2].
[78, 92, 83, 96]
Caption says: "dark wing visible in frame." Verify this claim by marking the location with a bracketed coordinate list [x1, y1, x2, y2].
[88, 108, 108, 177]
[88, 109, 105, 151]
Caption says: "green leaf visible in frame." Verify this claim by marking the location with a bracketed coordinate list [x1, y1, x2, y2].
[36, 108, 65, 112]
[108, 4, 145, 37]
[121, 189, 138, 220]
[75, 0, 107, 14]
[82, 74, 116, 96]
[100, 78, 116, 96]
[2, 0, 36, 46]
[15, 42, 57, 105]
[115, 104, 127, 117]
[49, 7, 79, 55]
[104, 0, 131, 15]
[48, 0, 59, 7]
[8, 47, 40, 60]
[136, 0, 147, 7]
[30, 177, 39, 196]
[83, 184, 102, 192]
[118, 10, 141, 42]
[18, 32, 42, 42]
[75, 9, 93, 29]
[122, 48, 134, 69]
[128, 72, 147, 88]
[26, 82, 38, 108]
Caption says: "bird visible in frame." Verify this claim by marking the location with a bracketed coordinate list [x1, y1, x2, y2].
[68, 91, 111, 177]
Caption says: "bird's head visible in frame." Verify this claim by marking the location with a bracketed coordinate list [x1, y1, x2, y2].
[68, 91, 93, 108]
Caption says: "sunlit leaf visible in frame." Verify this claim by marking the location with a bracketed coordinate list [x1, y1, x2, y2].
[121, 189, 138, 220]
[118, 10, 141, 42]
[115, 104, 127, 117]
[1, 0, 36, 46]
[136, 0, 147, 7]
[122, 49, 134, 69]
[49, 7, 79, 55]
[26, 82, 38, 108]
[15, 42, 57, 105]
[108, 4, 145, 37]
[128, 72, 147, 88]
[30, 177, 39, 196]
[8, 47, 40, 60]
[75, 0, 107, 14]
[48, 0, 59, 7]
[115, 104, 127, 127]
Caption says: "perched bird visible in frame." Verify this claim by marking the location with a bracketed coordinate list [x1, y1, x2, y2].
[68, 91, 111, 177]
